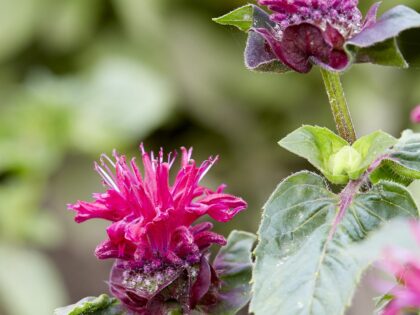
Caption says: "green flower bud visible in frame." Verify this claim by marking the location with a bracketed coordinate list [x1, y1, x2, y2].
[328, 146, 362, 177]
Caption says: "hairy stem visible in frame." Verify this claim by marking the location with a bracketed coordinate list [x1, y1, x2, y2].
[320, 69, 357, 144]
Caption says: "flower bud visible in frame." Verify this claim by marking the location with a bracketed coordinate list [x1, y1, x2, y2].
[328, 145, 362, 178]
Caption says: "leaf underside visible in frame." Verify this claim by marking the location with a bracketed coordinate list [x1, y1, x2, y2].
[207, 230, 256, 315]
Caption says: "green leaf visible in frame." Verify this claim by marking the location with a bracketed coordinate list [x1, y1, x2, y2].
[279, 126, 347, 183]
[278, 126, 395, 184]
[345, 5, 420, 69]
[350, 130, 396, 179]
[212, 5, 254, 32]
[250, 171, 418, 315]
[346, 38, 407, 68]
[208, 230, 256, 315]
[370, 130, 420, 186]
[54, 294, 126, 315]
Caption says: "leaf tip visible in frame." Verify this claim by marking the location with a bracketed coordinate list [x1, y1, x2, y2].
[212, 4, 254, 32]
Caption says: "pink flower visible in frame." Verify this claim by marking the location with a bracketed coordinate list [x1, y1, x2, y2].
[68, 145, 247, 313]
[410, 105, 420, 124]
[379, 222, 420, 315]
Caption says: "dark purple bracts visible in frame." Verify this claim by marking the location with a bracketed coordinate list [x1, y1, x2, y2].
[253, 0, 379, 72]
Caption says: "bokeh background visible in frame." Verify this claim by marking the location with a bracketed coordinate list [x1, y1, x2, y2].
[0, 0, 419, 314]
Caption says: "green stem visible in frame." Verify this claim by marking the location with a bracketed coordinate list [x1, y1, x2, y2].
[320, 68, 357, 144]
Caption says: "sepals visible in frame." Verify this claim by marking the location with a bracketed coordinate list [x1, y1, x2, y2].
[55, 230, 256, 315]
[214, 5, 291, 73]
[279, 126, 396, 184]
[109, 257, 209, 314]
[107, 231, 256, 314]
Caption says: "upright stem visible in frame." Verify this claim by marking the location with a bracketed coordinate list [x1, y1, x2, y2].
[320, 68, 357, 144]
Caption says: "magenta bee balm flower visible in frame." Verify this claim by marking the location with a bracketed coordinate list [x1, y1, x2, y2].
[68, 145, 247, 314]
[214, 1, 420, 73]
[410, 105, 420, 124]
[378, 222, 420, 315]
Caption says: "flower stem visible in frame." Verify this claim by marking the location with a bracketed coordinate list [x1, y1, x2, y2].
[320, 68, 357, 144]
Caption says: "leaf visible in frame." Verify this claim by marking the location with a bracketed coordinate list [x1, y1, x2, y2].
[208, 230, 256, 315]
[244, 29, 290, 73]
[278, 126, 395, 184]
[250, 171, 418, 315]
[350, 130, 396, 179]
[212, 5, 254, 32]
[346, 5, 420, 68]
[346, 38, 406, 68]
[0, 244, 67, 315]
[279, 125, 348, 183]
[54, 294, 126, 315]
[370, 130, 420, 186]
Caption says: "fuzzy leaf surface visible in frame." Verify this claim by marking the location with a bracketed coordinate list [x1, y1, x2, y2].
[213, 4, 290, 73]
[346, 5, 420, 68]
[54, 294, 126, 315]
[350, 130, 396, 178]
[250, 171, 418, 315]
[371, 130, 420, 185]
[207, 230, 256, 315]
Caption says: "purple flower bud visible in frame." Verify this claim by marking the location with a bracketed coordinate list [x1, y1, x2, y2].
[237, 1, 420, 74]
[254, 0, 373, 72]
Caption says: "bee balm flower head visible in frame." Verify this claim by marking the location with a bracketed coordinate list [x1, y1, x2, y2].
[68, 145, 247, 313]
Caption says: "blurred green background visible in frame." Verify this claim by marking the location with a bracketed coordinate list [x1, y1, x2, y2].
[0, 0, 419, 314]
